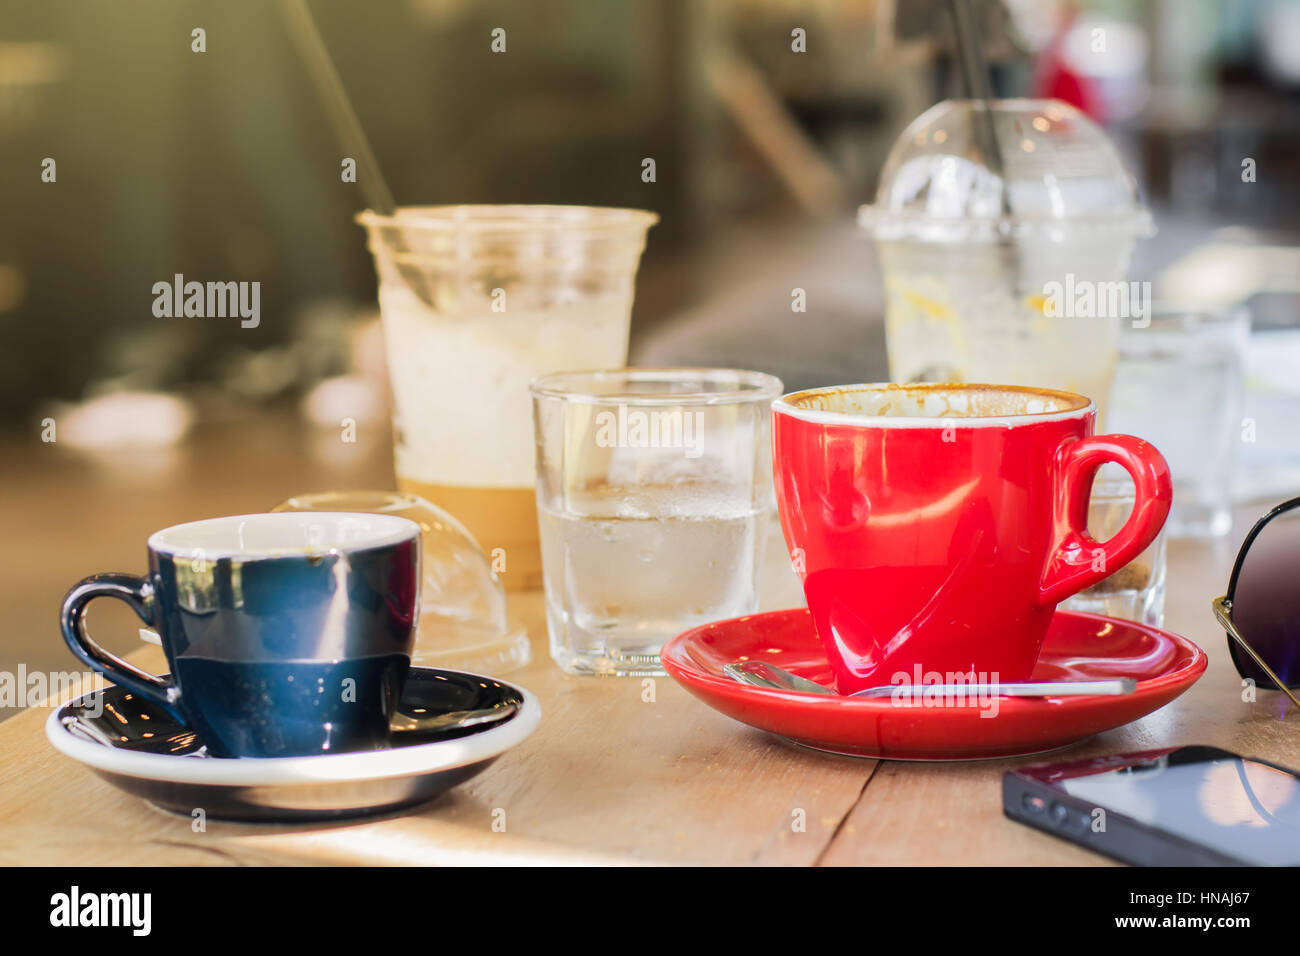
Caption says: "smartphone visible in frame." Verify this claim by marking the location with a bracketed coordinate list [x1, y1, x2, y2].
[1003, 745, 1300, 866]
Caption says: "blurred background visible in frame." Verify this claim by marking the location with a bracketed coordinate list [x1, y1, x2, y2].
[3, 0, 1300, 716]
[4, 0, 1300, 412]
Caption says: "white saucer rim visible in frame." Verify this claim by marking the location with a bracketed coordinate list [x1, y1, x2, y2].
[45, 670, 541, 786]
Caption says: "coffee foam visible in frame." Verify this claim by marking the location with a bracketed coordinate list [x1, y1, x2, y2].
[781, 383, 1091, 422]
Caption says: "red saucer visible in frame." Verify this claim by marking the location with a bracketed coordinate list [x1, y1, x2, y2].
[661, 608, 1207, 760]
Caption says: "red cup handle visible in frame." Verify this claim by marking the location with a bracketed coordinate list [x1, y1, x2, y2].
[1038, 434, 1172, 607]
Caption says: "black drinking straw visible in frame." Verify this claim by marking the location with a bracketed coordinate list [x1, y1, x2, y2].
[277, 0, 397, 217]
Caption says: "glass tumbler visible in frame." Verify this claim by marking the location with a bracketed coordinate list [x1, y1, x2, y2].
[531, 368, 783, 676]
[1060, 473, 1168, 627]
[1107, 305, 1250, 538]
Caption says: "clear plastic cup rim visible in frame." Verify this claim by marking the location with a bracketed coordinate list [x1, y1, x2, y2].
[529, 367, 784, 406]
[857, 204, 1155, 240]
[357, 204, 659, 235]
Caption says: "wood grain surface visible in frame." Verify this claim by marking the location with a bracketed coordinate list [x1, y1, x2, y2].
[0, 421, 1293, 865]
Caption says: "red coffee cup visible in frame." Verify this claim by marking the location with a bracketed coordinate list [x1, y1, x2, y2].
[772, 383, 1171, 695]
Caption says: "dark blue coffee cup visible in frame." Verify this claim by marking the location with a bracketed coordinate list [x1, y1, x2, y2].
[61, 512, 421, 758]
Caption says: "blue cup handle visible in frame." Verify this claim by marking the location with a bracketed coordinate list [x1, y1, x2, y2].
[61, 573, 186, 723]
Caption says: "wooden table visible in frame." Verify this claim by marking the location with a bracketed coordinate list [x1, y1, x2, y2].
[0, 420, 1293, 865]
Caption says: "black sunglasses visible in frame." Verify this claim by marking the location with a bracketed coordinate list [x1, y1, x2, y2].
[1213, 496, 1300, 709]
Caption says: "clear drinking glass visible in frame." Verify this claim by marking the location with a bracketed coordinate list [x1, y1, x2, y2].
[1061, 474, 1168, 627]
[357, 205, 657, 590]
[531, 368, 783, 676]
[1107, 306, 1250, 538]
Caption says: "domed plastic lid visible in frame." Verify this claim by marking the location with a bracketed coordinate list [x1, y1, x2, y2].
[859, 98, 1153, 242]
[272, 491, 530, 675]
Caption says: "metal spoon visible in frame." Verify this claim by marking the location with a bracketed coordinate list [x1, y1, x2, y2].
[724, 661, 1136, 698]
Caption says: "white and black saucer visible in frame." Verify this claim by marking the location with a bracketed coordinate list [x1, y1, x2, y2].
[46, 667, 540, 822]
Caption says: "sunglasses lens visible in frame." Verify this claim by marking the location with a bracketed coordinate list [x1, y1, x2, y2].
[1232, 506, 1300, 688]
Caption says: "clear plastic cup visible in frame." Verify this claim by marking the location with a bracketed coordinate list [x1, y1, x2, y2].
[357, 205, 658, 590]
[859, 99, 1154, 426]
